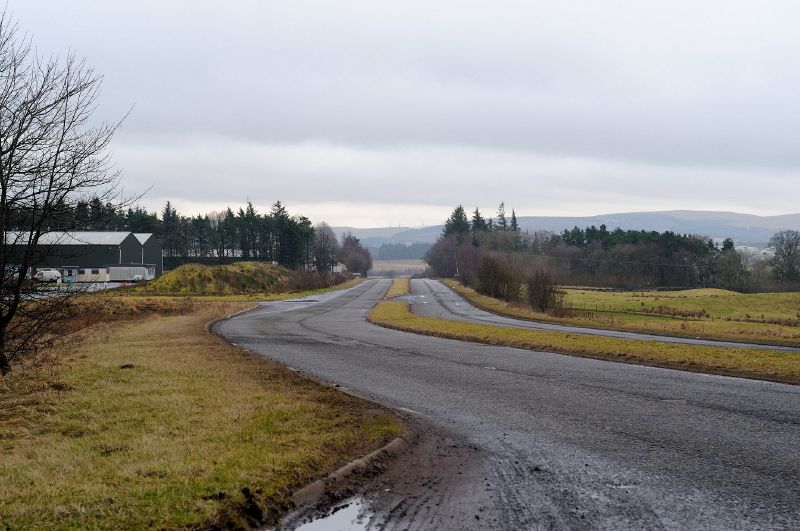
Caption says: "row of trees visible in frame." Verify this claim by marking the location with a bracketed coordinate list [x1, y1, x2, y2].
[427, 204, 799, 292]
[443, 202, 520, 239]
[160, 201, 314, 269]
[10, 195, 374, 274]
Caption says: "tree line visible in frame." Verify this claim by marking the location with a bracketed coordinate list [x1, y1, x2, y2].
[7, 196, 373, 274]
[426, 204, 800, 292]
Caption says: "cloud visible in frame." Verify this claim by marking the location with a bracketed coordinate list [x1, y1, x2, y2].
[9, 1, 800, 225]
[120, 138, 800, 225]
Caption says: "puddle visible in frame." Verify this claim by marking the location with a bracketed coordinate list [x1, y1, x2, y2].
[293, 498, 370, 531]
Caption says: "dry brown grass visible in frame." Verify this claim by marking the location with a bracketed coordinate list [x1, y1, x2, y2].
[0, 302, 402, 529]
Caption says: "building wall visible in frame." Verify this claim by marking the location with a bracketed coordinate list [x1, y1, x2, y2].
[141, 237, 163, 276]
[10, 232, 163, 278]
[119, 234, 141, 265]
[37, 244, 117, 269]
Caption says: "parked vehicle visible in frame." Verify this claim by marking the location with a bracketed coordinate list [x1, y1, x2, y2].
[34, 269, 62, 283]
[131, 274, 145, 282]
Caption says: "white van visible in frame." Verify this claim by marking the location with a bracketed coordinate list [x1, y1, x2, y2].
[34, 269, 62, 283]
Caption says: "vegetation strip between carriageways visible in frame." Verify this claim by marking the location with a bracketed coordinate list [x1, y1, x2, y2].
[367, 300, 800, 385]
[441, 279, 800, 348]
[384, 277, 411, 299]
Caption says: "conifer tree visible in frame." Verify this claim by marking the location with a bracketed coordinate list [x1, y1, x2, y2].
[496, 202, 508, 231]
[443, 205, 471, 238]
[471, 207, 488, 232]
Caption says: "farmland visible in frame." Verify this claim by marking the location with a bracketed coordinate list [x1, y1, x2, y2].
[444, 280, 800, 347]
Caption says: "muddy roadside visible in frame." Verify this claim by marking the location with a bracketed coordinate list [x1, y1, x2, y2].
[279, 419, 497, 530]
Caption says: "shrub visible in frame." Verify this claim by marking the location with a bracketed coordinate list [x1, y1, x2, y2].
[477, 256, 522, 301]
[526, 269, 565, 313]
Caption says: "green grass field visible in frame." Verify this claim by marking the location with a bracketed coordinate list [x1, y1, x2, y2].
[368, 300, 800, 385]
[565, 288, 800, 325]
[0, 299, 401, 528]
[443, 280, 800, 347]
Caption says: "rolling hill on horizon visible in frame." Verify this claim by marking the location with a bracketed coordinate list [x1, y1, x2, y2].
[336, 210, 800, 250]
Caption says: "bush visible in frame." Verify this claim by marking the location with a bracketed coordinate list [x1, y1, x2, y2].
[526, 269, 565, 313]
[477, 256, 522, 301]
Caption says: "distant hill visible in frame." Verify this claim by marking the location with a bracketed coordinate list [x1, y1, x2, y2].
[331, 226, 414, 248]
[342, 211, 800, 248]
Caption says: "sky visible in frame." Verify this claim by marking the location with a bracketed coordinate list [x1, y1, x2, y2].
[8, 1, 800, 227]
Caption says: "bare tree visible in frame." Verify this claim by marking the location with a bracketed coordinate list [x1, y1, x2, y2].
[769, 230, 800, 286]
[338, 232, 372, 277]
[0, 13, 121, 374]
[312, 222, 338, 274]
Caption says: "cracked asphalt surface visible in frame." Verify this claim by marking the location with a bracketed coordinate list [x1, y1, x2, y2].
[216, 279, 800, 529]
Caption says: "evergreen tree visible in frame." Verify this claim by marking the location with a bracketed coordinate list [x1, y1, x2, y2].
[471, 207, 487, 233]
[721, 238, 735, 252]
[443, 205, 470, 238]
[510, 210, 519, 232]
[161, 201, 180, 257]
[496, 202, 508, 231]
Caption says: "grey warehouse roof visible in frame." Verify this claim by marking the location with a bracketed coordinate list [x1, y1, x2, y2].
[38, 231, 133, 245]
[6, 231, 144, 246]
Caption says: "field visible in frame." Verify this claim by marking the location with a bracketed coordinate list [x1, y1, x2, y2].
[443, 280, 800, 347]
[0, 293, 401, 528]
[369, 259, 427, 277]
[566, 288, 800, 325]
[368, 297, 800, 384]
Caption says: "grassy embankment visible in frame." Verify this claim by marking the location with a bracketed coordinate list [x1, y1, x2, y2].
[122, 261, 362, 301]
[442, 280, 800, 347]
[383, 276, 410, 299]
[368, 280, 800, 384]
[0, 269, 400, 529]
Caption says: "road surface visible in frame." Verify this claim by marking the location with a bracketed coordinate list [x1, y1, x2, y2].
[216, 279, 800, 530]
[410, 278, 800, 351]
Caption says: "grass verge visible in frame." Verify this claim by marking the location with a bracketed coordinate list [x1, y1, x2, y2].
[384, 277, 410, 299]
[0, 302, 402, 529]
[368, 300, 800, 385]
[442, 280, 800, 347]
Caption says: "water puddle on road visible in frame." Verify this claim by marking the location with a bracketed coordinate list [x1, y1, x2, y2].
[293, 498, 371, 531]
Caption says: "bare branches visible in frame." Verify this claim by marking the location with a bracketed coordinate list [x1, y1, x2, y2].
[0, 11, 122, 374]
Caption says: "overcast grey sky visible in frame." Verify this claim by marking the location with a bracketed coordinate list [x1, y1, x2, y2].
[10, 1, 800, 226]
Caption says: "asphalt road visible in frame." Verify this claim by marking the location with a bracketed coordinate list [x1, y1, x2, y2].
[216, 279, 800, 530]
[410, 278, 800, 351]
